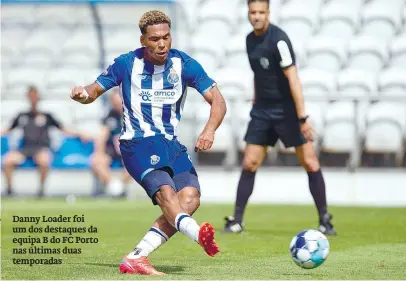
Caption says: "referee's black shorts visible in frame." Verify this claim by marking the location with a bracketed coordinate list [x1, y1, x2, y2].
[244, 105, 307, 148]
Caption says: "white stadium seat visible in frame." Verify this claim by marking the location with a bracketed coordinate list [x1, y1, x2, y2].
[4, 69, 46, 99]
[389, 35, 406, 68]
[214, 68, 254, 101]
[360, 0, 403, 41]
[322, 101, 357, 152]
[298, 68, 336, 99]
[305, 36, 347, 73]
[347, 36, 388, 73]
[195, 101, 233, 153]
[19, 29, 67, 68]
[224, 35, 250, 70]
[1, 4, 37, 27]
[59, 29, 99, 68]
[1, 100, 31, 128]
[45, 68, 100, 97]
[337, 69, 378, 99]
[365, 102, 406, 163]
[318, 0, 362, 40]
[279, 0, 322, 44]
[378, 68, 406, 99]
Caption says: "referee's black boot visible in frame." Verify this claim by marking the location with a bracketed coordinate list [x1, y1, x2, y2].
[319, 213, 337, 236]
[223, 216, 244, 233]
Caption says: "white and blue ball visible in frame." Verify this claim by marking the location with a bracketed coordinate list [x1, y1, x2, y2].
[289, 229, 330, 269]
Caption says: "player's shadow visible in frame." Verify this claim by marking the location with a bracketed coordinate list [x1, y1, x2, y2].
[154, 265, 185, 274]
[84, 262, 117, 268]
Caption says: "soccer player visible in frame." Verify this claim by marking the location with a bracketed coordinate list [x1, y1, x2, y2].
[1, 86, 89, 197]
[90, 89, 131, 197]
[223, 0, 337, 236]
[70, 10, 227, 275]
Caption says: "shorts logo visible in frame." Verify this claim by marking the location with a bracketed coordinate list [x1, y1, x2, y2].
[139, 91, 152, 102]
[260, 57, 270, 69]
[167, 68, 179, 84]
[150, 155, 160, 165]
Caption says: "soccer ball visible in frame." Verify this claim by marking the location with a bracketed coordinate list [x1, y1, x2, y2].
[289, 229, 330, 269]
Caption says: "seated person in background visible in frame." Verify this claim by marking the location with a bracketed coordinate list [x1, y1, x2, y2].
[1, 86, 89, 197]
[90, 90, 131, 197]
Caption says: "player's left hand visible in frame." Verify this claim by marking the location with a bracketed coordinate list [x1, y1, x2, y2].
[300, 119, 316, 142]
[195, 129, 215, 152]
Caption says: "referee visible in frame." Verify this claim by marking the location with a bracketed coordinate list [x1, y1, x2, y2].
[223, 0, 337, 235]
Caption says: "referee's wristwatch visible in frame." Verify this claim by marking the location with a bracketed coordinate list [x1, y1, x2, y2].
[299, 115, 309, 124]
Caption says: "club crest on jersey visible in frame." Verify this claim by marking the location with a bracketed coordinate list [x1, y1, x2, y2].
[167, 68, 179, 84]
[150, 155, 160, 165]
[260, 57, 270, 69]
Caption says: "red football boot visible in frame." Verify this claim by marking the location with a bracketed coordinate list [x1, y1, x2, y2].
[119, 256, 165, 276]
[198, 222, 220, 257]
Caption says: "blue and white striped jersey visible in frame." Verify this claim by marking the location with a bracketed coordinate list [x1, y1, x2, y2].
[96, 48, 216, 140]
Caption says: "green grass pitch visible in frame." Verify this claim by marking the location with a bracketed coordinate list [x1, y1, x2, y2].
[1, 198, 406, 280]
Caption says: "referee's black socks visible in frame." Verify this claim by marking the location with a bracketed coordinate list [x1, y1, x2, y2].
[234, 170, 256, 224]
[307, 169, 328, 219]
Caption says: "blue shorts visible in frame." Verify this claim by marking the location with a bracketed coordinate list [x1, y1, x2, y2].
[120, 136, 200, 205]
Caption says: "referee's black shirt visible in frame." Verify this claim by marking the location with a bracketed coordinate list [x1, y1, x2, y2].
[246, 24, 296, 108]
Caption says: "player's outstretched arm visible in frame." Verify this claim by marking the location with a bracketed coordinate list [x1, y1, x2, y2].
[71, 82, 105, 104]
[195, 85, 227, 152]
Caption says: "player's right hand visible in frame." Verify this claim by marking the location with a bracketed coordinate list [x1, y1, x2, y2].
[195, 129, 215, 152]
[71, 86, 89, 103]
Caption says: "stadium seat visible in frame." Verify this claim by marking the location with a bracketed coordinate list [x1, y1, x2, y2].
[298, 68, 336, 99]
[389, 35, 406, 68]
[1, 4, 37, 27]
[1, 101, 31, 129]
[214, 68, 254, 102]
[102, 27, 142, 64]
[195, 100, 233, 153]
[96, 4, 167, 26]
[33, 4, 94, 28]
[337, 69, 378, 99]
[378, 68, 406, 98]
[4, 68, 46, 99]
[197, 0, 238, 28]
[279, 0, 322, 45]
[1, 27, 28, 68]
[189, 34, 222, 75]
[360, 0, 403, 41]
[45, 68, 101, 97]
[318, 0, 361, 40]
[364, 102, 406, 164]
[224, 35, 250, 70]
[347, 36, 388, 73]
[19, 28, 66, 68]
[322, 101, 358, 153]
[58, 29, 100, 68]
[305, 36, 347, 73]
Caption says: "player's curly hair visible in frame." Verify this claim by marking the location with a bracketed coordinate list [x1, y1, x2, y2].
[139, 10, 171, 35]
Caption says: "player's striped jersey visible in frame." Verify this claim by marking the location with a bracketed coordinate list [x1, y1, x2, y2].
[96, 48, 216, 140]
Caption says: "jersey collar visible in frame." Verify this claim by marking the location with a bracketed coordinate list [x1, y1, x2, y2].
[140, 49, 173, 75]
